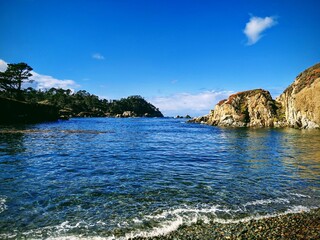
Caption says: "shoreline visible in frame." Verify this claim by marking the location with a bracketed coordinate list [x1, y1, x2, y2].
[132, 208, 320, 240]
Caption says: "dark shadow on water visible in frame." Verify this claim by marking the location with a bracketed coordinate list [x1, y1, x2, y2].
[0, 124, 29, 155]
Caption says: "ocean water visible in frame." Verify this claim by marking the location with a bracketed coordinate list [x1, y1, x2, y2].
[0, 118, 319, 239]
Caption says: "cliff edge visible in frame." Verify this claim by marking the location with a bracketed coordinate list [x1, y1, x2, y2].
[276, 63, 320, 129]
[189, 63, 320, 129]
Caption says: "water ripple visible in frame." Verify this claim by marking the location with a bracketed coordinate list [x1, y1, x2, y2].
[0, 118, 319, 238]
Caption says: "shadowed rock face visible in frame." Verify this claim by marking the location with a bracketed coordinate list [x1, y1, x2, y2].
[189, 63, 320, 129]
[276, 63, 320, 129]
[0, 97, 59, 124]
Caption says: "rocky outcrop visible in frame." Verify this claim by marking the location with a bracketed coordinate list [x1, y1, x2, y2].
[189, 63, 320, 129]
[205, 89, 281, 127]
[122, 111, 136, 118]
[276, 63, 320, 129]
[112, 110, 163, 118]
[175, 115, 192, 119]
[113, 111, 139, 118]
[187, 114, 210, 124]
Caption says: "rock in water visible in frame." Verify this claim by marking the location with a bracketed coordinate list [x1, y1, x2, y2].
[276, 63, 320, 129]
[206, 89, 279, 127]
[122, 111, 136, 117]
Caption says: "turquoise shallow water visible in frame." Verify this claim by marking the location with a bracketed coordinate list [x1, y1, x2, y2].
[0, 118, 319, 239]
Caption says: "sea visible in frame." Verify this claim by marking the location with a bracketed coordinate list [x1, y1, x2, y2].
[0, 117, 319, 239]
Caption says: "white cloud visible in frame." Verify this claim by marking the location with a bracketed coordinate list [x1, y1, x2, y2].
[0, 59, 8, 72]
[244, 16, 277, 45]
[0, 59, 79, 91]
[92, 53, 105, 60]
[149, 90, 233, 117]
[30, 72, 79, 91]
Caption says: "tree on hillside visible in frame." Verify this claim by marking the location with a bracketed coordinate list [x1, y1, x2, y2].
[0, 62, 33, 99]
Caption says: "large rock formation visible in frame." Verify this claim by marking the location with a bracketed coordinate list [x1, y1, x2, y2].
[276, 63, 320, 129]
[189, 63, 320, 129]
[205, 89, 281, 127]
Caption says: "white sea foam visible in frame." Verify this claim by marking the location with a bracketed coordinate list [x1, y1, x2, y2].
[125, 215, 186, 239]
[0, 196, 7, 213]
[122, 204, 318, 239]
[144, 204, 221, 220]
[212, 205, 315, 224]
[3, 206, 220, 240]
[0, 204, 317, 240]
[243, 197, 290, 207]
[120, 205, 222, 239]
[290, 193, 311, 198]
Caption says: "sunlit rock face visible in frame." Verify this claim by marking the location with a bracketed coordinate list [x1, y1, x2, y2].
[276, 63, 320, 129]
[206, 89, 280, 127]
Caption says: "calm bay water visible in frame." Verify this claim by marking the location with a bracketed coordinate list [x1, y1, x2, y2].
[0, 118, 319, 239]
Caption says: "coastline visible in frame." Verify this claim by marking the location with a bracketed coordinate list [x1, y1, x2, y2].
[132, 208, 320, 240]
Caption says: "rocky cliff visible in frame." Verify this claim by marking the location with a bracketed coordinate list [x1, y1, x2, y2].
[204, 89, 281, 127]
[276, 63, 320, 129]
[189, 63, 320, 129]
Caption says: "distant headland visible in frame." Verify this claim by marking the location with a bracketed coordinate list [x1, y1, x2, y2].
[189, 63, 320, 129]
[0, 62, 163, 124]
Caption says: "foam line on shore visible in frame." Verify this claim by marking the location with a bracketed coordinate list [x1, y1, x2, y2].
[213, 205, 314, 224]
[1, 205, 318, 240]
[124, 205, 316, 239]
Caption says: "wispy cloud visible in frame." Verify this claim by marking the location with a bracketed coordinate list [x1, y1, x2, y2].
[244, 16, 277, 45]
[150, 90, 233, 117]
[30, 72, 79, 91]
[0, 59, 79, 91]
[92, 53, 105, 60]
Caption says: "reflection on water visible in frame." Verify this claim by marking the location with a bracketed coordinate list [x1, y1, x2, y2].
[277, 129, 320, 182]
[0, 118, 319, 239]
[0, 127, 26, 155]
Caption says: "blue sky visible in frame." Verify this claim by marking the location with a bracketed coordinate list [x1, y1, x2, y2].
[1, 0, 319, 116]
